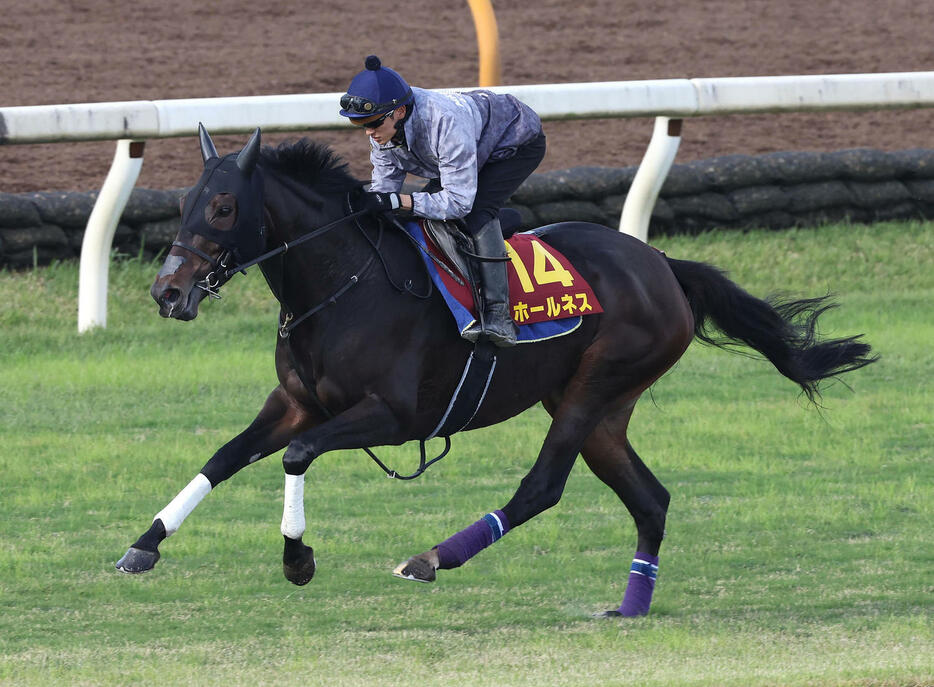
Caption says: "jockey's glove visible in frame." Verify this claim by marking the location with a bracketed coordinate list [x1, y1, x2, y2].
[361, 191, 402, 214]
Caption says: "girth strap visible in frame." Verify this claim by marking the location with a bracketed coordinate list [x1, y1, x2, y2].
[427, 340, 497, 439]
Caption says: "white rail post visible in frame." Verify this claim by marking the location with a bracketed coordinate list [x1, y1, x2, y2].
[619, 117, 682, 242]
[77, 139, 145, 332]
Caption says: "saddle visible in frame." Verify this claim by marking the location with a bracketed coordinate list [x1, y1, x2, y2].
[419, 208, 523, 288]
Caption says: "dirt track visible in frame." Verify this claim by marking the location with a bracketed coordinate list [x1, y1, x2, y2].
[2, 0, 933, 193]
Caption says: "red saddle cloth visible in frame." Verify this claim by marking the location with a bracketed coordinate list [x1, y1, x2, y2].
[423, 226, 603, 325]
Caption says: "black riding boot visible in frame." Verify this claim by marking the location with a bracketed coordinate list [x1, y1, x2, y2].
[465, 218, 517, 347]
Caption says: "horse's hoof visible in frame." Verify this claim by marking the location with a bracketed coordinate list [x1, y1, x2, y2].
[283, 539, 316, 586]
[284, 556, 316, 586]
[392, 556, 436, 583]
[593, 608, 648, 618]
[115, 547, 160, 574]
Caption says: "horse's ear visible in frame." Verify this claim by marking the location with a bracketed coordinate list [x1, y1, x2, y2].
[199, 123, 218, 163]
[236, 128, 262, 174]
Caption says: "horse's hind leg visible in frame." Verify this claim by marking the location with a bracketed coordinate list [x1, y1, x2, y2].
[577, 403, 670, 617]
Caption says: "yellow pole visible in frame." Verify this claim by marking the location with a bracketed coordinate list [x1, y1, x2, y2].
[467, 0, 501, 86]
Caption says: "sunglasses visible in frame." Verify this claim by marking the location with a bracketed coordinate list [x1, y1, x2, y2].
[352, 110, 394, 130]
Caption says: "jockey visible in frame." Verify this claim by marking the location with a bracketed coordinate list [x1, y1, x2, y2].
[339, 55, 546, 347]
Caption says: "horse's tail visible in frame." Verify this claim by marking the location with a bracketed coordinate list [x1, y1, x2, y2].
[665, 256, 878, 401]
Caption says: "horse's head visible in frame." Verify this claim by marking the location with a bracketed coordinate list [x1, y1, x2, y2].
[151, 124, 265, 320]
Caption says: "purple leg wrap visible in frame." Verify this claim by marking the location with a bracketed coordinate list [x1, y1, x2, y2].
[435, 510, 510, 569]
[616, 552, 659, 617]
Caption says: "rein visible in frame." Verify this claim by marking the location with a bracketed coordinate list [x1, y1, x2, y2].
[298, 377, 453, 481]
[177, 208, 371, 307]
[201, 201, 450, 480]
[223, 209, 371, 279]
[277, 268, 366, 339]
[230, 206, 432, 338]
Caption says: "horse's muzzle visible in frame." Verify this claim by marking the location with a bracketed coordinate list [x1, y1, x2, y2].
[151, 280, 203, 320]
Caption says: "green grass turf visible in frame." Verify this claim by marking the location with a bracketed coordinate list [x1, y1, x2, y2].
[0, 221, 930, 686]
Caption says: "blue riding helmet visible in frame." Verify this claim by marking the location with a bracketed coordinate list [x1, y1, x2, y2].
[339, 55, 413, 119]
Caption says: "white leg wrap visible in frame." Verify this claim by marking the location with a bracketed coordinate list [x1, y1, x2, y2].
[281, 473, 306, 539]
[154, 473, 212, 536]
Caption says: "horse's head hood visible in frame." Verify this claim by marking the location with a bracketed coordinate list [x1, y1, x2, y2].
[179, 124, 266, 264]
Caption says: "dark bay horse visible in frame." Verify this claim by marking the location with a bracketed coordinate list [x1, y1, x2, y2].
[116, 126, 876, 616]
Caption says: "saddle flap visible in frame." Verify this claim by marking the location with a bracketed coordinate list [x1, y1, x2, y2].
[421, 219, 475, 286]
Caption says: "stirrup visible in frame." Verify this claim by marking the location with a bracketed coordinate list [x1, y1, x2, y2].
[482, 314, 517, 347]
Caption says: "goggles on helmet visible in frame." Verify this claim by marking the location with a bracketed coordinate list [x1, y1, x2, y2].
[340, 90, 412, 117]
[340, 94, 378, 115]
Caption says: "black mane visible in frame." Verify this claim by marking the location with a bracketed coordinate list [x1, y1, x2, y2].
[259, 138, 361, 194]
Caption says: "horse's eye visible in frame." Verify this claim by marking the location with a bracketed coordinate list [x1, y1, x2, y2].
[217, 205, 233, 218]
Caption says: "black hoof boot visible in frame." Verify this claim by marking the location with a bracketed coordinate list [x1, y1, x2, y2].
[283, 536, 316, 586]
[116, 547, 161, 574]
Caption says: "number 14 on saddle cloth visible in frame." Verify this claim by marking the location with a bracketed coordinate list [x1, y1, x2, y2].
[405, 221, 603, 344]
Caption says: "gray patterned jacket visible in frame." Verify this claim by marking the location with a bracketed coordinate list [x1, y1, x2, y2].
[367, 86, 542, 219]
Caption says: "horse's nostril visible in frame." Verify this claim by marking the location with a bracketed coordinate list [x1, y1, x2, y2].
[160, 288, 181, 308]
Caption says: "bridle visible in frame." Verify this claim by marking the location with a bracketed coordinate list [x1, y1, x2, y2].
[178, 192, 436, 338]
[170, 240, 233, 300]
[171, 202, 373, 305]
[170, 190, 447, 479]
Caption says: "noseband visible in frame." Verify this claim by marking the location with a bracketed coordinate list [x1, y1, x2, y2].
[170, 240, 233, 300]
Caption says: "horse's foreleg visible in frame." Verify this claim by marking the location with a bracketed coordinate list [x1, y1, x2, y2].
[277, 394, 403, 585]
[116, 385, 315, 574]
[280, 472, 316, 585]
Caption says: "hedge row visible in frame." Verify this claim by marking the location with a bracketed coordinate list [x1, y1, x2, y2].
[0, 188, 184, 268]
[505, 147, 934, 235]
[3, 148, 934, 268]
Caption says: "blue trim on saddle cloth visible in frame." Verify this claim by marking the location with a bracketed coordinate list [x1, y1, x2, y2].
[630, 559, 659, 580]
[400, 221, 582, 344]
[483, 512, 506, 542]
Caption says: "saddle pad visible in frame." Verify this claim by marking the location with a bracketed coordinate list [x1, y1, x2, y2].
[403, 221, 603, 344]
